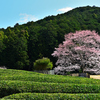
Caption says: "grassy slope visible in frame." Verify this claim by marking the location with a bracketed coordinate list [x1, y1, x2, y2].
[0, 69, 100, 99]
[0, 69, 100, 84]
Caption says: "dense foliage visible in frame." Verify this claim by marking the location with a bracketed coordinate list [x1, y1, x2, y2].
[1, 80, 100, 98]
[1, 6, 100, 70]
[34, 57, 53, 70]
[0, 69, 100, 99]
[2, 93, 100, 100]
[52, 30, 100, 72]
[0, 69, 100, 84]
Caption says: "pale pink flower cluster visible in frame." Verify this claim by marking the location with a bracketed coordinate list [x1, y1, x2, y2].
[52, 30, 100, 72]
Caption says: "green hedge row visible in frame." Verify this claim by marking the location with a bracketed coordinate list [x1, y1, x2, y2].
[2, 93, 100, 100]
[0, 69, 100, 84]
[0, 69, 39, 76]
[0, 80, 100, 98]
[0, 75, 100, 84]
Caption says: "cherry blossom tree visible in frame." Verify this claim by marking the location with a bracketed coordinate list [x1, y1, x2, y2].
[52, 30, 100, 73]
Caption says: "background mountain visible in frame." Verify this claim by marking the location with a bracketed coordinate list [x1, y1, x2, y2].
[0, 5, 100, 70]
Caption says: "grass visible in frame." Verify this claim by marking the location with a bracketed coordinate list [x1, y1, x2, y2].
[0, 69, 100, 99]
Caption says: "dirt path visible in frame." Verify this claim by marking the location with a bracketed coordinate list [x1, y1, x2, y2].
[90, 75, 100, 79]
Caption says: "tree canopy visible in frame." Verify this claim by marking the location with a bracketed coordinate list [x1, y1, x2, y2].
[0, 6, 100, 70]
[34, 57, 53, 70]
[52, 30, 100, 72]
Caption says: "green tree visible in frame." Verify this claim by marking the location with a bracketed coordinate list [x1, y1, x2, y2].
[14, 30, 30, 70]
[33, 57, 53, 70]
[3, 28, 29, 70]
[0, 31, 6, 52]
[0, 31, 7, 66]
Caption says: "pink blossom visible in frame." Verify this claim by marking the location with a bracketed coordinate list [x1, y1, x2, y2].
[52, 30, 100, 73]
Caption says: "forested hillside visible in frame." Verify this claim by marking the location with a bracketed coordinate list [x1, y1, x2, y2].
[0, 6, 100, 70]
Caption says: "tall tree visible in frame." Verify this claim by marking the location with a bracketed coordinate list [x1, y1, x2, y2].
[14, 30, 30, 70]
[0, 31, 6, 52]
[0, 31, 6, 66]
[52, 30, 100, 72]
[3, 28, 29, 70]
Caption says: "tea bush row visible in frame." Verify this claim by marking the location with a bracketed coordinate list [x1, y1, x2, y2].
[0, 75, 100, 84]
[0, 69, 39, 76]
[0, 69, 100, 84]
[2, 93, 100, 100]
[0, 80, 100, 98]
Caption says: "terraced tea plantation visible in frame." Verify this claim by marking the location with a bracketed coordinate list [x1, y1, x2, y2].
[0, 69, 100, 100]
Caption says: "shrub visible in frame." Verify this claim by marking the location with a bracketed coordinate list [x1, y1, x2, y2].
[33, 57, 53, 70]
[0, 69, 100, 84]
[2, 93, 100, 100]
[0, 80, 100, 98]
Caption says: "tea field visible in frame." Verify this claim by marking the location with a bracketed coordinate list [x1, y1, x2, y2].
[0, 69, 100, 100]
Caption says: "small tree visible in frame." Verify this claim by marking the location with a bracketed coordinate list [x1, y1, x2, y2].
[52, 30, 100, 73]
[33, 57, 53, 70]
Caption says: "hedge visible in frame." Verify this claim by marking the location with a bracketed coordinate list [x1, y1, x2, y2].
[0, 69, 39, 76]
[0, 75, 100, 84]
[0, 80, 100, 98]
[2, 93, 100, 100]
[0, 70, 100, 84]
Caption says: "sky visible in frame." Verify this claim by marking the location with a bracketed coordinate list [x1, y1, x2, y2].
[0, 0, 100, 29]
